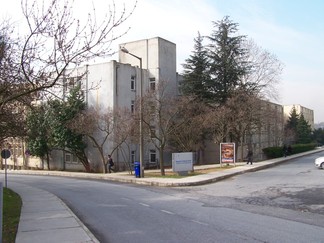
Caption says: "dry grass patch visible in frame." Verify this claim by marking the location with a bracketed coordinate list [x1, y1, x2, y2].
[144, 164, 239, 178]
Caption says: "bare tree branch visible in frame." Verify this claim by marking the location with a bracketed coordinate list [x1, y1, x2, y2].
[242, 39, 284, 101]
[1, 0, 137, 107]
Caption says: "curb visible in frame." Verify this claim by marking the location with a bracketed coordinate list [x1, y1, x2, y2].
[1, 148, 323, 187]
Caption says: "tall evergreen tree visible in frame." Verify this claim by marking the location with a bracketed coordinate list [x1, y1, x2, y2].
[296, 114, 312, 144]
[48, 86, 90, 171]
[284, 107, 313, 145]
[26, 86, 91, 171]
[285, 106, 299, 131]
[181, 32, 210, 100]
[284, 106, 300, 144]
[26, 105, 52, 169]
[312, 128, 324, 145]
[207, 16, 250, 104]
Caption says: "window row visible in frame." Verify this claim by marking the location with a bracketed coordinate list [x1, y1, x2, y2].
[130, 76, 156, 91]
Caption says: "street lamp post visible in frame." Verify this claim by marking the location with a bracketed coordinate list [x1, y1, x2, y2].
[120, 47, 144, 178]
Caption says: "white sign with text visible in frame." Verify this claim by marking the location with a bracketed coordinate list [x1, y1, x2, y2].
[172, 152, 194, 173]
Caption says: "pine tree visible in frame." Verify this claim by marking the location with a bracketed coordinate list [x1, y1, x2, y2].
[285, 106, 299, 130]
[312, 128, 324, 145]
[284, 106, 299, 144]
[181, 32, 210, 100]
[296, 114, 312, 144]
[207, 16, 250, 104]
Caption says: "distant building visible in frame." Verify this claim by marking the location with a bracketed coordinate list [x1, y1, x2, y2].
[283, 104, 314, 129]
[252, 100, 285, 161]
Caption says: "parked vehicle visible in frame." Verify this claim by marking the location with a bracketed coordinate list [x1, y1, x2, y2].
[315, 157, 324, 169]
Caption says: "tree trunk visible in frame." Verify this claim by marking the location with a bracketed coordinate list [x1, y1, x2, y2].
[75, 151, 91, 172]
[159, 148, 165, 176]
[46, 152, 50, 170]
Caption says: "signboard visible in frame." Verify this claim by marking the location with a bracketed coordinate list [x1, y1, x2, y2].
[1, 149, 10, 188]
[172, 152, 194, 174]
[1, 149, 10, 159]
[220, 143, 235, 165]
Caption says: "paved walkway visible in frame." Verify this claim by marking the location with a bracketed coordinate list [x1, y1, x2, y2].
[9, 183, 99, 243]
[2, 148, 324, 243]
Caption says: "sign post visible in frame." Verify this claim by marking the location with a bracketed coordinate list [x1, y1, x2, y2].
[220, 143, 235, 166]
[172, 152, 194, 176]
[0, 182, 2, 242]
[1, 149, 11, 188]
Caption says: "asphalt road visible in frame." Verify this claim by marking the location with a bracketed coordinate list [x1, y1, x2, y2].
[3, 152, 324, 243]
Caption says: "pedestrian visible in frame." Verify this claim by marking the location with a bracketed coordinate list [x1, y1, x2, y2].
[107, 154, 114, 173]
[246, 149, 253, 165]
[283, 144, 288, 157]
[287, 145, 292, 156]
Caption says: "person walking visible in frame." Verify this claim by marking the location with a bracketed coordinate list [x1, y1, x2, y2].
[287, 145, 292, 156]
[246, 149, 253, 165]
[283, 144, 288, 157]
[107, 154, 114, 173]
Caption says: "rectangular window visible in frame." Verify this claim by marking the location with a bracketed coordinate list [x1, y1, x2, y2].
[149, 78, 156, 91]
[65, 153, 71, 163]
[150, 126, 156, 138]
[65, 153, 79, 164]
[150, 150, 156, 163]
[72, 154, 79, 163]
[69, 77, 75, 86]
[131, 100, 135, 114]
[63, 77, 68, 92]
[131, 75, 136, 91]
[131, 151, 136, 163]
[76, 76, 82, 87]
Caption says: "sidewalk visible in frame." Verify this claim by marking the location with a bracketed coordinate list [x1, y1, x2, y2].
[6, 149, 323, 187]
[3, 148, 324, 243]
[8, 183, 99, 243]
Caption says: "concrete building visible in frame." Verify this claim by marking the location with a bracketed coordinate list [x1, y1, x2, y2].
[251, 100, 285, 161]
[48, 37, 181, 172]
[283, 104, 314, 129]
[201, 99, 285, 164]
[2, 37, 315, 171]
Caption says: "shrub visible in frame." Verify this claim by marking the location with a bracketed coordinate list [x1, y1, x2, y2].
[262, 146, 283, 159]
[262, 143, 317, 159]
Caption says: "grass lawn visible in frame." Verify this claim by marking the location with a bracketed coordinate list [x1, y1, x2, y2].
[3, 187, 22, 243]
[144, 164, 239, 178]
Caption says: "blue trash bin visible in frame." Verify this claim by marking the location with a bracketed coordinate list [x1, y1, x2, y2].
[134, 161, 140, 178]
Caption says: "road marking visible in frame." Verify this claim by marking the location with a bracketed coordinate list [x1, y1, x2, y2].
[100, 204, 127, 207]
[139, 203, 150, 207]
[121, 197, 131, 201]
[191, 220, 209, 226]
[160, 210, 174, 215]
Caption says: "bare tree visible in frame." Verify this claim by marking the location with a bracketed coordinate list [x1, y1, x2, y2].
[68, 106, 134, 173]
[224, 90, 262, 160]
[141, 81, 185, 176]
[1, 0, 136, 108]
[242, 39, 283, 100]
[168, 96, 208, 163]
[204, 105, 232, 145]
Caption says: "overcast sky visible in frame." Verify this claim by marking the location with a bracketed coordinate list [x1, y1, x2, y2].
[2, 0, 324, 123]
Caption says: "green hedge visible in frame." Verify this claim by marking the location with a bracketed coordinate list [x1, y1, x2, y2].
[262, 143, 317, 159]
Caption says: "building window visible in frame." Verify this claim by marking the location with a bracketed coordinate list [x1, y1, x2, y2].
[64, 76, 82, 92]
[150, 126, 156, 138]
[149, 78, 156, 91]
[131, 100, 135, 114]
[131, 150, 136, 163]
[150, 150, 156, 163]
[131, 75, 136, 91]
[65, 153, 72, 163]
[65, 153, 79, 164]
[63, 77, 68, 92]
